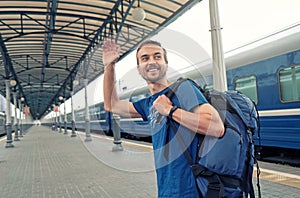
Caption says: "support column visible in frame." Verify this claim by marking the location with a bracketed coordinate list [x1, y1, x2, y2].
[59, 103, 62, 133]
[84, 79, 91, 141]
[70, 91, 76, 137]
[13, 91, 20, 141]
[5, 80, 14, 148]
[19, 98, 24, 136]
[18, 98, 23, 137]
[63, 98, 67, 134]
[55, 109, 58, 131]
[209, 0, 227, 91]
[112, 114, 123, 151]
[23, 111, 27, 135]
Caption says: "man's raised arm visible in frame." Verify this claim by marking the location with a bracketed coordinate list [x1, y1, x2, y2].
[102, 39, 140, 118]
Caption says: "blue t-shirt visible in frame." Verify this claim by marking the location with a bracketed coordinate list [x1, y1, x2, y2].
[133, 80, 208, 198]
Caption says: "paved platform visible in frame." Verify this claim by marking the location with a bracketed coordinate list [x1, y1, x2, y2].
[0, 125, 299, 198]
[0, 126, 157, 198]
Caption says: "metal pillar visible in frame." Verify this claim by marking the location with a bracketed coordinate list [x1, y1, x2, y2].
[83, 79, 92, 141]
[20, 98, 24, 136]
[112, 114, 123, 151]
[209, 0, 227, 91]
[5, 80, 14, 148]
[18, 98, 23, 137]
[55, 110, 58, 131]
[70, 91, 76, 137]
[63, 98, 67, 134]
[23, 112, 27, 135]
[52, 116, 55, 131]
[13, 91, 20, 141]
[58, 103, 62, 133]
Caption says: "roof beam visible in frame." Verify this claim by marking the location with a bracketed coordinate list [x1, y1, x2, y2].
[41, 0, 137, 119]
[0, 33, 27, 105]
[40, 0, 59, 113]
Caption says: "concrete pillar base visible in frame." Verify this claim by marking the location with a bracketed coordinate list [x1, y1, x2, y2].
[112, 144, 123, 152]
[85, 136, 92, 142]
[5, 142, 14, 148]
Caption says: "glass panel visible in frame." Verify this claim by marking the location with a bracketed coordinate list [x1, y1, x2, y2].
[279, 65, 300, 102]
[235, 76, 258, 104]
[203, 84, 213, 91]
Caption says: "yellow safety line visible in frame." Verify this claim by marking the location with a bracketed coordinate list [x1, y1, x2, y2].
[254, 167, 300, 188]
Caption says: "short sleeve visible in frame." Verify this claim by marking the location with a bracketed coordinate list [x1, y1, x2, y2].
[133, 98, 149, 121]
[173, 80, 208, 111]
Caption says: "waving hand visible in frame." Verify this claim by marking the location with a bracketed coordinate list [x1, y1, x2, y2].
[102, 39, 120, 68]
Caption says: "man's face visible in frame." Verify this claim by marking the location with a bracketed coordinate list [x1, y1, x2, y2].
[137, 44, 168, 83]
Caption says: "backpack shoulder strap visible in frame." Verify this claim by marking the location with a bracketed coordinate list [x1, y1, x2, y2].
[158, 77, 204, 123]
[162, 77, 200, 164]
[156, 77, 189, 123]
[166, 77, 187, 98]
[166, 77, 204, 98]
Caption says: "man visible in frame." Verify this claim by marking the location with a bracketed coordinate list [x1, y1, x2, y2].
[102, 39, 224, 197]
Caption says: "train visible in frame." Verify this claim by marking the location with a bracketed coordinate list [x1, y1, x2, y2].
[47, 23, 300, 161]
[0, 112, 6, 136]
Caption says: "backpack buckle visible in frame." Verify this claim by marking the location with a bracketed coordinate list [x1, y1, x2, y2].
[191, 164, 214, 177]
[208, 183, 221, 191]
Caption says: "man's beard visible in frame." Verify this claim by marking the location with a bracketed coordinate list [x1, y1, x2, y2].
[141, 63, 167, 83]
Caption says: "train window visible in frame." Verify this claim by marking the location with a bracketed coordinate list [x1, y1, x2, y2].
[203, 84, 213, 91]
[234, 76, 258, 104]
[130, 91, 150, 102]
[279, 65, 300, 102]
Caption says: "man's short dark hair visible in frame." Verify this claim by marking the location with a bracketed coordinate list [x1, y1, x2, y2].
[136, 40, 168, 65]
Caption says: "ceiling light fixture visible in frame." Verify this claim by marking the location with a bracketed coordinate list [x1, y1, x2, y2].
[132, 0, 146, 22]
[10, 79, 17, 87]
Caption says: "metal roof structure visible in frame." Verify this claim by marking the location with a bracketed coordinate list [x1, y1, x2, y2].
[0, 0, 201, 119]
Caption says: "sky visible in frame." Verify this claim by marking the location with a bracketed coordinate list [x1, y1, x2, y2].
[113, 0, 300, 85]
[108, 0, 300, 97]
[47, 0, 300, 117]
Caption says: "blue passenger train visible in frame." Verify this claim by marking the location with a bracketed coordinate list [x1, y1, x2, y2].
[64, 24, 300, 159]
[0, 112, 6, 137]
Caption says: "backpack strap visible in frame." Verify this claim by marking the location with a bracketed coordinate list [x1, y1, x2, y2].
[161, 78, 189, 159]
[157, 77, 188, 123]
[162, 77, 205, 159]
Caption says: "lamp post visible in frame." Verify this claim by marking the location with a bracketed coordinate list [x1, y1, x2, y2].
[70, 79, 78, 137]
[5, 79, 16, 148]
[83, 78, 91, 141]
[12, 89, 20, 141]
[53, 104, 58, 131]
[19, 97, 24, 137]
[59, 96, 67, 135]
[58, 96, 63, 133]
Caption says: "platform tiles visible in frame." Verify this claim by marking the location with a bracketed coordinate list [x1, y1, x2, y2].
[0, 125, 300, 198]
[0, 126, 157, 198]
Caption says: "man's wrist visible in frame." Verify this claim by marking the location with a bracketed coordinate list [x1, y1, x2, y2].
[104, 62, 115, 70]
[168, 106, 178, 119]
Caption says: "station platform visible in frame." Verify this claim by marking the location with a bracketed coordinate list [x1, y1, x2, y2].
[0, 125, 299, 198]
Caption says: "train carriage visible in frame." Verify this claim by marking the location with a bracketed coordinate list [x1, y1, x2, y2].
[0, 112, 5, 136]
[62, 24, 300, 160]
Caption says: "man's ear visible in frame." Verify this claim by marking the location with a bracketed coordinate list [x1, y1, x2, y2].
[137, 65, 141, 75]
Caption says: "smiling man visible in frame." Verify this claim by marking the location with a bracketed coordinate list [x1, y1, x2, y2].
[102, 39, 224, 197]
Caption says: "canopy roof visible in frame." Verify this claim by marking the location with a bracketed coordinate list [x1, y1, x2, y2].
[0, 0, 201, 119]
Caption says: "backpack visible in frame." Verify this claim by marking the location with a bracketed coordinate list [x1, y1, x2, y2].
[165, 77, 261, 198]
